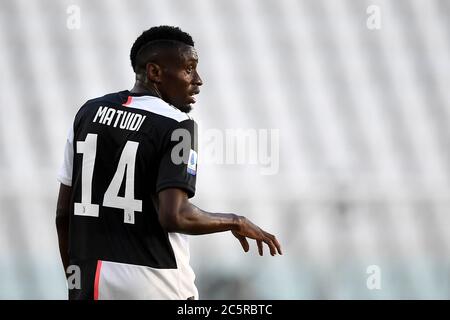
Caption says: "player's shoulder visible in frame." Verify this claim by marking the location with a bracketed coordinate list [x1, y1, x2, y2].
[82, 90, 127, 109]
[74, 90, 126, 118]
[124, 95, 194, 124]
[73, 91, 195, 132]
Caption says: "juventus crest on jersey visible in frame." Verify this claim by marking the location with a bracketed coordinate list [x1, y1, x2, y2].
[57, 90, 199, 300]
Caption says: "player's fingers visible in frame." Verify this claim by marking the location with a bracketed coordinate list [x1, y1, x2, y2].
[257, 240, 263, 256]
[264, 237, 277, 256]
[274, 237, 282, 255]
[238, 236, 250, 252]
[264, 232, 283, 255]
[232, 231, 250, 252]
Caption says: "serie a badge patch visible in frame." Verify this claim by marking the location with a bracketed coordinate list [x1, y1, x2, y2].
[187, 149, 197, 175]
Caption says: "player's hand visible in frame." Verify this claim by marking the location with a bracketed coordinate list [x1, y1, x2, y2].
[232, 216, 282, 256]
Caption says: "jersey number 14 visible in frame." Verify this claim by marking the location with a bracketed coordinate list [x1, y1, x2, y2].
[74, 133, 142, 224]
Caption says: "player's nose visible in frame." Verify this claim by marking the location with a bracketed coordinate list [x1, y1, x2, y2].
[193, 70, 203, 86]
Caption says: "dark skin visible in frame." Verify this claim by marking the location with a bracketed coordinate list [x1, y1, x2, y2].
[132, 45, 202, 112]
[56, 43, 282, 272]
[56, 183, 71, 273]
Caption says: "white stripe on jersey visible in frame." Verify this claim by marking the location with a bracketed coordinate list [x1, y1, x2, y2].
[57, 125, 74, 186]
[168, 232, 199, 299]
[123, 96, 192, 122]
[96, 255, 198, 300]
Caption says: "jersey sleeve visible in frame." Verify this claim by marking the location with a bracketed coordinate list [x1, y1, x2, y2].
[57, 125, 74, 186]
[156, 119, 198, 198]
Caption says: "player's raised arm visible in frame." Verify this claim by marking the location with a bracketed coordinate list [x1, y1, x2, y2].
[158, 188, 282, 256]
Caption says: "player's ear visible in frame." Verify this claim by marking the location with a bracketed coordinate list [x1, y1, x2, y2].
[146, 63, 162, 84]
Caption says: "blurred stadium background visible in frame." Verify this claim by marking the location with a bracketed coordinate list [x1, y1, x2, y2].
[0, 0, 449, 299]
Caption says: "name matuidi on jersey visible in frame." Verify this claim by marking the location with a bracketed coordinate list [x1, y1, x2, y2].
[93, 106, 146, 132]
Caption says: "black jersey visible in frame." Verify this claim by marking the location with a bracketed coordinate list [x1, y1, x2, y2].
[57, 91, 199, 299]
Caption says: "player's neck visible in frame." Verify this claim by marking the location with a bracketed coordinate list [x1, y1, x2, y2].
[130, 82, 160, 98]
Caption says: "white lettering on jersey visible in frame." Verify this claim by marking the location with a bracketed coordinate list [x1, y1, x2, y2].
[92, 106, 146, 132]
[120, 112, 132, 129]
[93, 106, 108, 123]
[126, 113, 136, 130]
[113, 110, 124, 127]
[128, 114, 143, 131]
[137, 116, 146, 130]
[103, 108, 116, 126]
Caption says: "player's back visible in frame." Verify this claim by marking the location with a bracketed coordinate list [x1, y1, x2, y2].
[59, 90, 198, 300]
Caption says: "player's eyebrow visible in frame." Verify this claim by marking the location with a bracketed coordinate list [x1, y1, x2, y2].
[183, 57, 198, 66]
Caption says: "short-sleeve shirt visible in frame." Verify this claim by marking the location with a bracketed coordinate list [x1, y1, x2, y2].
[57, 91, 199, 300]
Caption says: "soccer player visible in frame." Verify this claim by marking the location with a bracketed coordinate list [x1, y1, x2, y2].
[56, 25, 282, 300]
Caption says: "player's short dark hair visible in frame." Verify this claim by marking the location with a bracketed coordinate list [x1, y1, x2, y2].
[130, 25, 194, 72]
